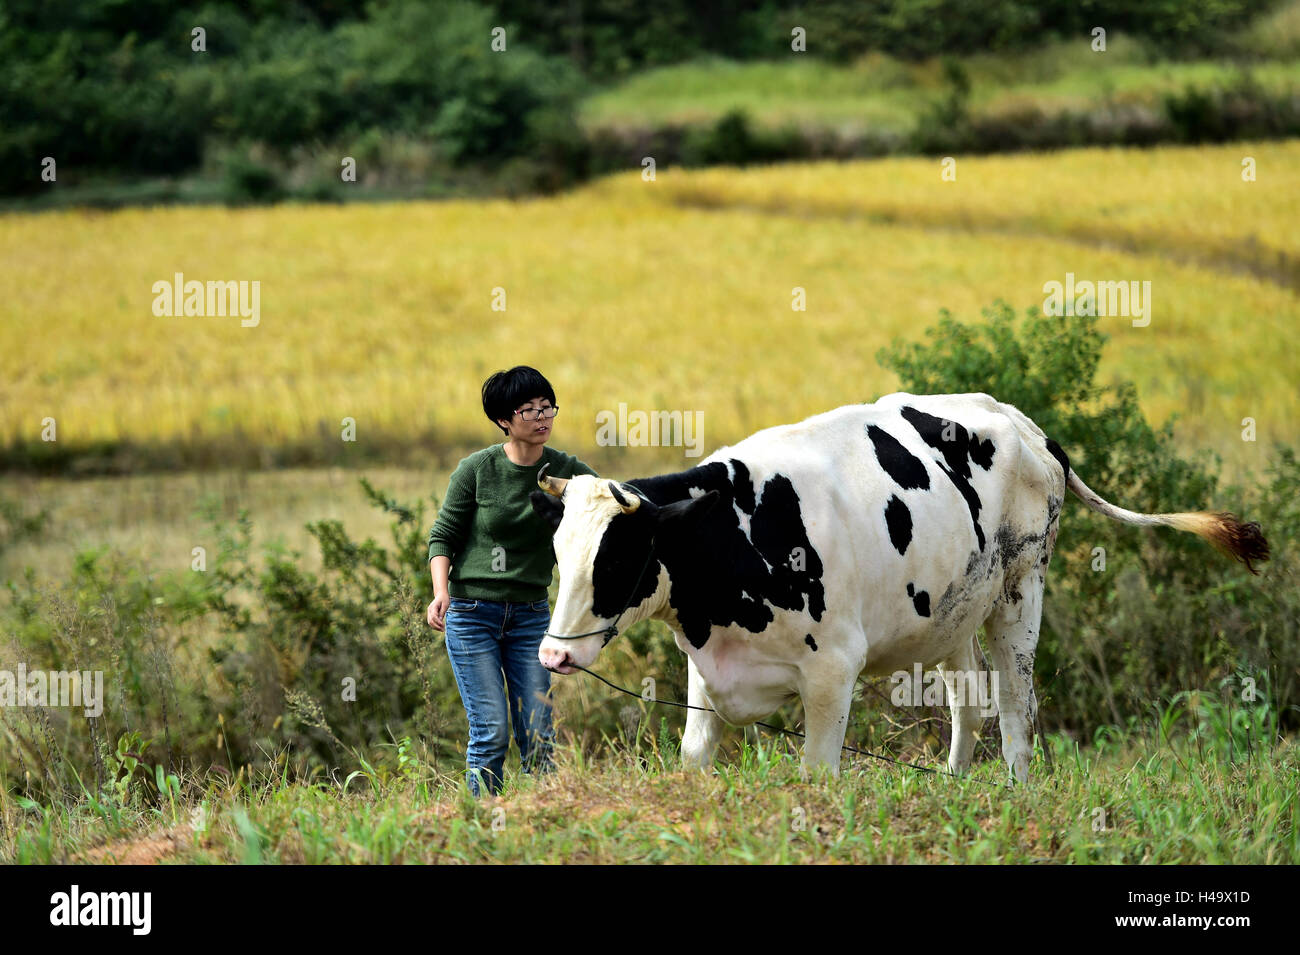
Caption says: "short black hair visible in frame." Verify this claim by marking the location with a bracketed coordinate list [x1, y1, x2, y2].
[482, 366, 557, 435]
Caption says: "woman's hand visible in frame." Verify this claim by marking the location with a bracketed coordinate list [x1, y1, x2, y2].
[427, 593, 449, 631]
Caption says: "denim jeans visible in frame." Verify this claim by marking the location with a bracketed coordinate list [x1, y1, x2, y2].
[443, 596, 555, 797]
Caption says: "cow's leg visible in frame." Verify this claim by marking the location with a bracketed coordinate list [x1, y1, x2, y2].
[936, 633, 982, 776]
[681, 656, 725, 771]
[983, 569, 1045, 784]
[798, 660, 857, 779]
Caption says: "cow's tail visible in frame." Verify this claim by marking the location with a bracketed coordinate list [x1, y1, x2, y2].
[1065, 470, 1269, 575]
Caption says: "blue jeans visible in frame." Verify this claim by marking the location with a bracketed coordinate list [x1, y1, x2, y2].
[443, 597, 555, 797]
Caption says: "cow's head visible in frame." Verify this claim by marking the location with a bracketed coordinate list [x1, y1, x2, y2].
[530, 465, 718, 673]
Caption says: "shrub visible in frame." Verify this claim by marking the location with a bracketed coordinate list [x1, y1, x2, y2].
[220, 152, 285, 205]
[1163, 73, 1300, 144]
[203, 479, 460, 767]
[0, 479, 463, 801]
[877, 302, 1295, 738]
[680, 109, 814, 167]
[910, 58, 973, 154]
[0, 0, 585, 196]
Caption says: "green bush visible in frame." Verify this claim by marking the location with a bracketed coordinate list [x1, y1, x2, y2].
[877, 302, 1296, 738]
[0, 479, 463, 801]
[1163, 72, 1300, 143]
[496, 1, 1272, 67]
[203, 479, 460, 767]
[910, 58, 974, 154]
[220, 152, 285, 204]
[0, 0, 585, 195]
[338, 0, 584, 165]
[1, 541, 214, 802]
[680, 109, 816, 167]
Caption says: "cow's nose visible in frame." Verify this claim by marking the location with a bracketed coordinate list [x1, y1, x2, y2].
[539, 645, 572, 671]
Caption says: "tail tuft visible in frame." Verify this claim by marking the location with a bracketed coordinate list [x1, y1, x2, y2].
[1170, 512, 1271, 575]
[1067, 471, 1270, 574]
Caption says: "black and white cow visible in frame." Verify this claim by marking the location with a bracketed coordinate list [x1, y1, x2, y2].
[529, 392, 1268, 782]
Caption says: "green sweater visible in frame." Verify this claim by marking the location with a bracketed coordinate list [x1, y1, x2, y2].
[427, 444, 599, 602]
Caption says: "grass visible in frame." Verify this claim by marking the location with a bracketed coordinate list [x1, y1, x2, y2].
[1, 465, 1292, 864]
[582, 55, 924, 134]
[4, 728, 1295, 864]
[2, 140, 1296, 478]
[580, 30, 1300, 135]
[649, 143, 1300, 274]
[0, 467, 435, 584]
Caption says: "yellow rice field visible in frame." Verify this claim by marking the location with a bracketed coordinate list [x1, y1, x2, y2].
[1, 140, 1296, 474]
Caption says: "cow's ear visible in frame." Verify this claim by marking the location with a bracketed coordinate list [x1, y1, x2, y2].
[655, 490, 719, 533]
[530, 490, 565, 531]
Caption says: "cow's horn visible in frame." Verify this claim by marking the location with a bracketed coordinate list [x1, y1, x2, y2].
[609, 482, 640, 513]
[537, 463, 569, 498]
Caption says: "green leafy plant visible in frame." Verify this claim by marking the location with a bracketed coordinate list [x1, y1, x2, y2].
[875, 301, 1295, 740]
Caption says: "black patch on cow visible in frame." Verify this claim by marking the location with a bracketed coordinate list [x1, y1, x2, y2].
[1045, 438, 1070, 481]
[804, 634, 818, 651]
[730, 459, 757, 514]
[883, 494, 912, 555]
[866, 425, 930, 490]
[906, 581, 931, 617]
[899, 405, 993, 551]
[914, 591, 931, 617]
[609, 460, 826, 649]
[588, 507, 663, 624]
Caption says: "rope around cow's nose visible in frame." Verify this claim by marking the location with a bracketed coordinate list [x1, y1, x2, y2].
[569, 664, 1011, 790]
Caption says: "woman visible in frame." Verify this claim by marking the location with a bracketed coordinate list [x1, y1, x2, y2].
[426, 365, 598, 797]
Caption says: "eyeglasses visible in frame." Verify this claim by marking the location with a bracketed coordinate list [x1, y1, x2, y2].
[514, 405, 558, 421]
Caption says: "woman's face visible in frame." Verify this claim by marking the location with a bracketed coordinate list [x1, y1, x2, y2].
[499, 395, 556, 446]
